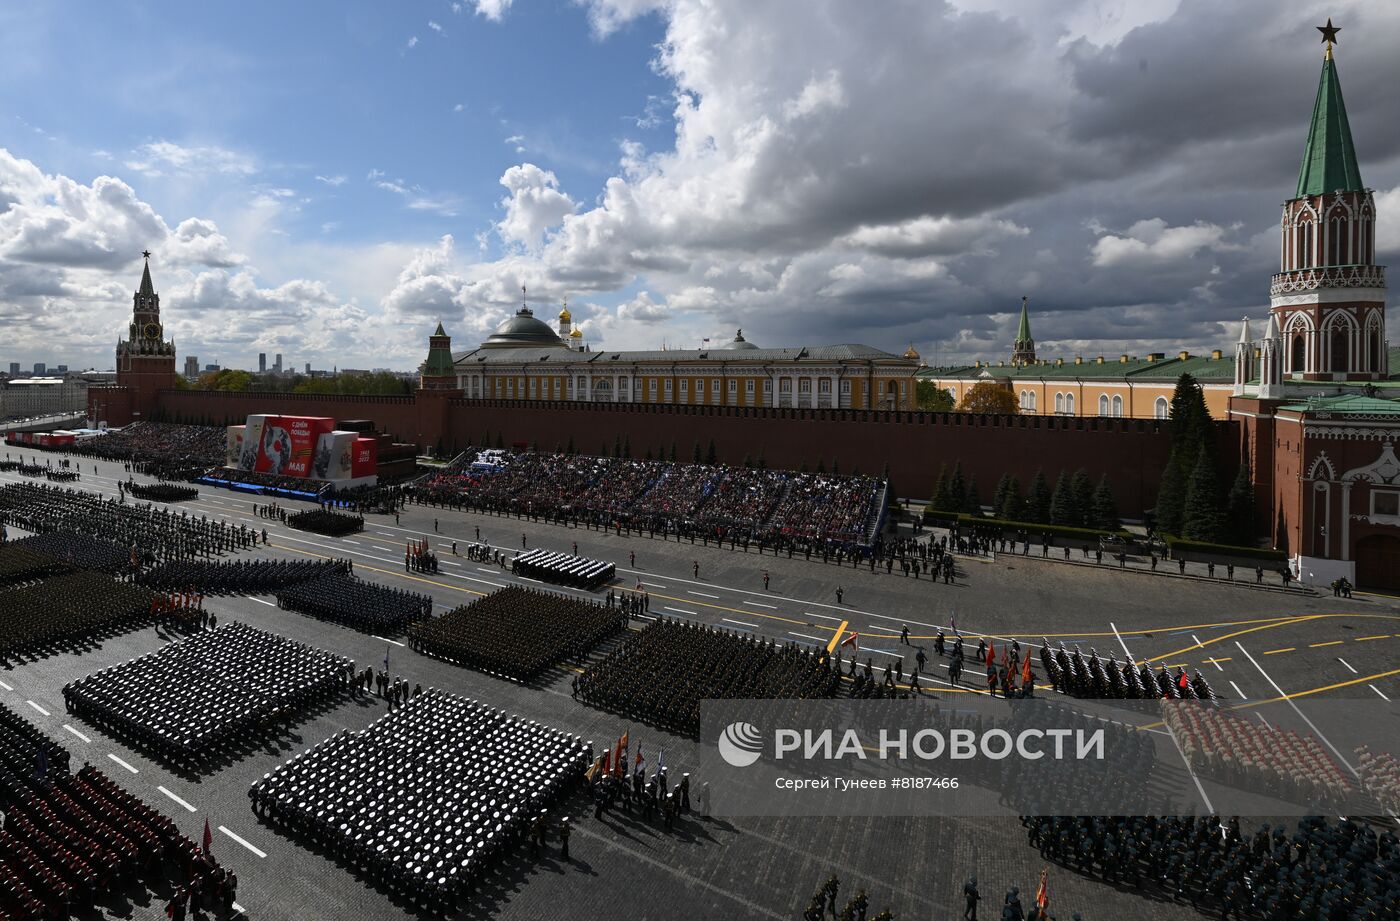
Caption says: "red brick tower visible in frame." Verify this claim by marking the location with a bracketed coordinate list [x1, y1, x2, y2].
[112, 251, 177, 423]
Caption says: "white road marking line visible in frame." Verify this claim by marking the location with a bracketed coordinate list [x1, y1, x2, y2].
[376, 532, 396, 537]
[641, 581, 667, 589]
[866, 612, 944, 631]
[789, 632, 828, 643]
[520, 576, 543, 583]
[1229, 681, 1248, 700]
[342, 539, 360, 545]
[249, 597, 276, 606]
[459, 575, 507, 588]
[1338, 657, 1358, 674]
[1163, 718, 1215, 815]
[233, 902, 246, 914]
[219, 826, 267, 859]
[0, 679, 11, 691]
[26, 700, 48, 716]
[1111, 622, 1134, 662]
[63, 724, 91, 743]
[687, 590, 720, 599]
[722, 618, 757, 628]
[1371, 684, 1391, 701]
[743, 600, 775, 608]
[664, 606, 698, 617]
[107, 753, 138, 774]
[1236, 641, 1358, 777]
[476, 567, 497, 573]
[440, 559, 461, 566]
[158, 786, 196, 813]
[373, 636, 406, 647]
[804, 611, 844, 622]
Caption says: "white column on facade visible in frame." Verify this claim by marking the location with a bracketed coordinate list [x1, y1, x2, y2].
[1340, 482, 1352, 561]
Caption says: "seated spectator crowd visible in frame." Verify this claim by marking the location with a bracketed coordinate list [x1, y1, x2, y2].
[0, 571, 154, 664]
[0, 701, 237, 920]
[576, 617, 840, 736]
[411, 450, 884, 552]
[409, 586, 626, 681]
[62, 622, 355, 771]
[248, 690, 588, 914]
[276, 573, 432, 632]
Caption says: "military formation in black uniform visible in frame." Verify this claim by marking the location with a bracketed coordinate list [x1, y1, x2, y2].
[9, 533, 133, 575]
[1039, 639, 1217, 701]
[0, 571, 154, 665]
[285, 507, 365, 537]
[0, 700, 237, 921]
[1027, 814, 1398, 920]
[0, 543, 73, 587]
[248, 690, 588, 914]
[139, 557, 350, 595]
[577, 617, 840, 736]
[62, 622, 355, 771]
[0, 483, 250, 562]
[122, 480, 199, 503]
[276, 573, 432, 633]
[409, 586, 626, 682]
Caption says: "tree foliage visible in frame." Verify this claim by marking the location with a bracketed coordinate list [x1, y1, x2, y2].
[1182, 444, 1224, 542]
[957, 382, 1020, 415]
[915, 380, 955, 412]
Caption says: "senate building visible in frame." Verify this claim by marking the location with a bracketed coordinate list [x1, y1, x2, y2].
[420, 301, 921, 411]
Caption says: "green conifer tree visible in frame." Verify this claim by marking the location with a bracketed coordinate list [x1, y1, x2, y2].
[1027, 470, 1053, 523]
[1182, 444, 1225, 542]
[1092, 474, 1120, 530]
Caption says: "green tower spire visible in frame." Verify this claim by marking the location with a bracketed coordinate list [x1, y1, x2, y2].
[1015, 296, 1032, 343]
[1295, 43, 1363, 199]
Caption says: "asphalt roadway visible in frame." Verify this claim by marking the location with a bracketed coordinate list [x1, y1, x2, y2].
[1, 453, 1398, 921]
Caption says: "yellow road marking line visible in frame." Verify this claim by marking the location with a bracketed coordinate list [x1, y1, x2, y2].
[1262, 647, 1296, 655]
[1137, 666, 1400, 730]
[1309, 640, 1343, 648]
[1204, 657, 1232, 664]
[827, 621, 849, 653]
[1354, 634, 1389, 642]
[1142, 616, 1325, 665]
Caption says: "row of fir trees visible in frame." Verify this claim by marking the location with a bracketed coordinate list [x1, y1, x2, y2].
[930, 461, 1120, 531]
[1153, 373, 1255, 545]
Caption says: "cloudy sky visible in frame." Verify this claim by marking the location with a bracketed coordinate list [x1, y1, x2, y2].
[2, 0, 1399, 372]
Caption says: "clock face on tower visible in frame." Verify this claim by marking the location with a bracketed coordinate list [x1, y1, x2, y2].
[143, 322, 160, 339]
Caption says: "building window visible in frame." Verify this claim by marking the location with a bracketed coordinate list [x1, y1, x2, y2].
[946, 387, 956, 403]
[664, 379, 673, 395]
[1054, 392, 1064, 414]
[1098, 394, 1109, 416]
[508, 380, 516, 399]
[1111, 394, 1123, 417]
[728, 380, 737, 394]
[649, 379, 657, 396]
[746, 380, 755, 394]
[764, 380, 773, 392]
[680, 379, 688, 395]
[818, 379, 831, 394]
[1154, 397, 1168, 419]
[1064, 394, 1074, 414]
[1373, 490, 1400, 518]
[712, 379, 720, 395]
[840, 380, 850, 394]
[1027, 391, 1035, 411]
[779, 379, 791, 393]
[553, 379, 561, 398]
[528, 379, 536, 399]
[798, 379, 811, 393]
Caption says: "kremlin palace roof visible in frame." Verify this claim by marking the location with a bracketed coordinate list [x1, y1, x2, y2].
[918, 352, 1237, 383]
[453, 343, 909, 366]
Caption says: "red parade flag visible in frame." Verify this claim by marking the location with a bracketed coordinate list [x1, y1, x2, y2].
[202, 819, 213, 854]
[985, 641, 996, 668]
[1035, 868, 1049, 909]
[1021, 654, 1033, 687]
